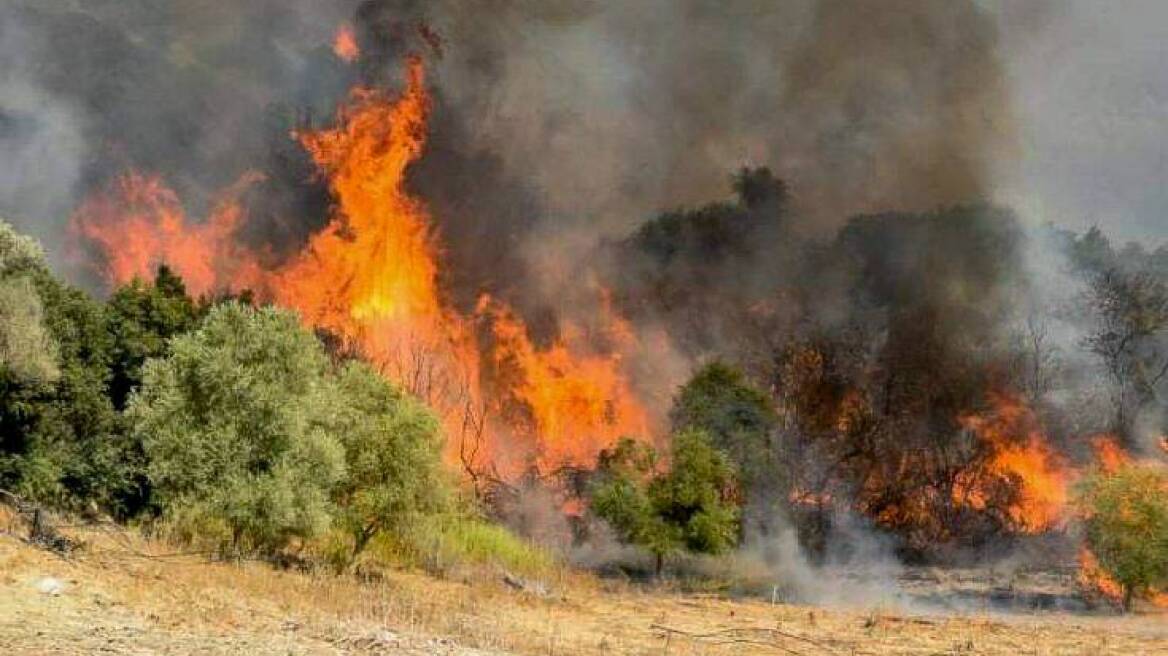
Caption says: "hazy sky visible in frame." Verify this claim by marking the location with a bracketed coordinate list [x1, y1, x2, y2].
[997, 0, 1168, 245]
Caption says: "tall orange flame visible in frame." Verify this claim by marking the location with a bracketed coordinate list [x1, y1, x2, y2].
[70, 171, 264, 296]
[70, 57, 654, 478]
[954, 392, 1070, 533]
[279, 60, 444, 337]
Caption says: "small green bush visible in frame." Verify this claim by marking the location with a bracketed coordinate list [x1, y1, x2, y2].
[1076, 464, 1168, 610]
[670, 362, 783, 524]
[590, 429, 740, 575]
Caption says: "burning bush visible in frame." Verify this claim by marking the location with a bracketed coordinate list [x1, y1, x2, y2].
[1075, 464, 1168, 610]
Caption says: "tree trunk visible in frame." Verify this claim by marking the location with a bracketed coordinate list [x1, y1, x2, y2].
[1123, 584, 1134, 613]
[353, 525, 376, 559]
[655, 552, 664, 578]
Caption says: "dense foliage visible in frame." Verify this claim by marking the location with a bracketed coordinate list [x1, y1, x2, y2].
[0, 221, 456, 563]
[1076, 465, 1168, 610]
[670, 362, 781, 531]
[331, 362, 449, 558]
[126, 303, 452, 558]
[590, 429, 739, 575]
[106, 265, 201, 411]
[0, 220, 126, 511]
[129, 303, 347, 555]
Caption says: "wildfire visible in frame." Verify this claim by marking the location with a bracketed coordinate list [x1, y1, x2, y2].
[70, 56, 653, 479]
[480, 298, 650, 471]
[279, 59, 444, 337]
[1077, 546, 1125, 603]
[954, 392, 1071, 533]
[70, 171, 264, 296]
[1090, 435, 1129, 474]
[333, 24, 359, 63]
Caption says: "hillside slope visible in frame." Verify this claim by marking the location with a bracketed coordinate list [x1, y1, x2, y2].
[1, 526, 1165, 655]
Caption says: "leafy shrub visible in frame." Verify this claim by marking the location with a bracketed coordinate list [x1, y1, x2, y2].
[331, 361, 449, 558]
[1076, 464, 1168, 610]
[130, 301, 457, 562]
[0, 219, 129, 511]
[670, 362, 780, 514]
[590, 429, 739, 575]
[129, 303, 346, 556]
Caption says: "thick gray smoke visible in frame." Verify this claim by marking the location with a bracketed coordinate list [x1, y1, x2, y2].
[404, 0, 1015, 234]
[1, 0, 1018, 297]
[0, 0, 360, 275]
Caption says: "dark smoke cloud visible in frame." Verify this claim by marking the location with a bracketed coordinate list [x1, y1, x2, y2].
[341, 0, 1020, 329]
[2, 0, 1018, 303]
[0, 0, 359, 272]
[385, 0, 1015, 237]
[773, 0, 1016, 226]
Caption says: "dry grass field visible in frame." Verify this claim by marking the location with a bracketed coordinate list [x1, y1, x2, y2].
[1, 510, 1165, 656]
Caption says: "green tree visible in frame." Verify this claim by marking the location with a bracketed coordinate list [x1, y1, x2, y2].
[330, 362, 449, 559]
[128, 303, 346, 556]
[106, 265, 200, 411]
[671, 362, 780, 529]
[0, 220, 126, 510]
[590, 430, 739, 576]
[671, 362, 777, 463]
[0, 274, 59, 383]
[1076, 465, 1168, 611]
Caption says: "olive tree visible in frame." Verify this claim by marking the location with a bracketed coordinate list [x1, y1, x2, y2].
[128, 303, 345, 556]
[331, 361, 449, 559]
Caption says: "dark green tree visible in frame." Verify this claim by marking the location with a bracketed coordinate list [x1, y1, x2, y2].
[670, 362, 780, 527]
[0, 220, 128, 511]
[590, 429, 739, 576]
[106, 265, 200, 411]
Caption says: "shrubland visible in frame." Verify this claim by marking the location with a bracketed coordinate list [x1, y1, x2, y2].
[0, 218, 549, 580]
[3, 185, 1168, 613]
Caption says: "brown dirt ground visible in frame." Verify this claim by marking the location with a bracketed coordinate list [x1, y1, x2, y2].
[1, 518, 1165, 655]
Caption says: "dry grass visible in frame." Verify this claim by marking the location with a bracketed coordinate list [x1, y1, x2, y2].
[0, 510, 1165, 655]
